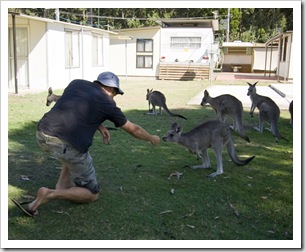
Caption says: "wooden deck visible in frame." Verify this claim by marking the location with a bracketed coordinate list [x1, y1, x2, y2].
[158, 63, 210, 81]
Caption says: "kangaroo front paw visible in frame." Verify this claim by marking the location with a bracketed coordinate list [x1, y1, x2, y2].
[254, 127, 262, 132]
[228, 125, 234, 130]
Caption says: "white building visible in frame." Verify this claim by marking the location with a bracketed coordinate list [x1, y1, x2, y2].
[265, 31, 293, 81]
[109, 18, 219, 80]
[109, 26, 161, 79]
[221, 31, 293, 81]
[8, 12, 114, 92]
[8, 13, 219, 92]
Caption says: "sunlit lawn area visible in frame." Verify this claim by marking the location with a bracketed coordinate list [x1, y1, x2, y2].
[7, 78, 294, 246]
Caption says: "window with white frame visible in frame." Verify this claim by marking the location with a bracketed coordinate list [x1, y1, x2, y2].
[92, 33, 104, 66]
[65, 30, 80, 68]
[170, 37, 201, 49]
[136, 39, 153, 68]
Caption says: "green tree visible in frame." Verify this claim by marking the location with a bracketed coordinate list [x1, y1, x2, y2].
[229, 8, 242, 41]
[9, 8, 293, 43]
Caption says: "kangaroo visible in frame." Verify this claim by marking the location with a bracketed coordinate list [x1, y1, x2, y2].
[289, 100, 293, 126]
[162, 121, 255, 178]
[46, 87, 61, 106]
[247, 81, 288, 141]
[201, 90, 250, 142]
[146, 89, 187, 120]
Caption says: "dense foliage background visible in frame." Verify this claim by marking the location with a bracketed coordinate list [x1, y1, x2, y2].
[9, 8, 293, 43]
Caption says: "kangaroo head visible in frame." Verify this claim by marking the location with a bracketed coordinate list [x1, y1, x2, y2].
[247, 81, 258, 96]
[146, 88, 153, 100]
[46, 87, 54, 106]
[162, 123, 182, 142]
[48, 87, 53, 95]
[46, 87, 61, 106]
[200, 89, 210, 106]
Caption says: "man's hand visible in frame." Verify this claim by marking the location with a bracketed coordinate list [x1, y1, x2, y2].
[97, 124, 110, 144]
[150, 135, 160, 145]
[121, 120, 160, 146]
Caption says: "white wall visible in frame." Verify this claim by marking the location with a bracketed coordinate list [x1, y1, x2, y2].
[28, 20, 47, 89]
[82, 32, 111, 82]
[160, 28, 214, 63]
[253, 48, 278, 71]
[288, 39, 293, 79]
[223, 54, 252, 65]
[109, 27, 160, 77]
[46, 22, 67, 89]
[8, 16, 48, 90]
[278, 35, 293, 80]
[109, 27, 214, 78]
[47, 23, 110, 88]
[8, 15, 111, 91]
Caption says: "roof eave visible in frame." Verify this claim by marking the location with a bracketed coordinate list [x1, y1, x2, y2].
[8, 13, 116, 34]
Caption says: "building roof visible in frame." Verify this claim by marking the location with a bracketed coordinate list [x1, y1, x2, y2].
[109, 26, 160, 40]
[8, 12, 116, 34]
[156, 18, 219, 31]
[222, 41, 265, 48]
[222, 31, 293, 48]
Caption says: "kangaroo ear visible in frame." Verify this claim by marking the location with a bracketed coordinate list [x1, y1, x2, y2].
[246, 82, 251, 86]
[176, 125, 182, 133]
[253, 81, 258, 86]
[172, 122, 182, 133]
[171, 122, 178, 130]
[204, 90, 208, 95]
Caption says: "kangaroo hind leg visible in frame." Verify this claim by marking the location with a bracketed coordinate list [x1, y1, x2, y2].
[207, 135, 224, 178]
[191, 149, 211, 169]
[254, 113, 264, 132]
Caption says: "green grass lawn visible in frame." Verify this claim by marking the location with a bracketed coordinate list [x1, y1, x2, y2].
[7, 79, 294, 245]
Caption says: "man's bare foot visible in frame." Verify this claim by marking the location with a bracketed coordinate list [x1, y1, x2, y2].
[28, 187, 51, 212]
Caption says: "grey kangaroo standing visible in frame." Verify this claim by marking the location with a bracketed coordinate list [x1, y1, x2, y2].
[201, 90, 250, 142]
[146, 89, 187, 120]
[247, 81, 287, 141]
[46, 87, 61, 106]
[162, 121, 255, 178]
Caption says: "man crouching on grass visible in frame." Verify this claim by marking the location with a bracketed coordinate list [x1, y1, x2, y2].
[11, 71, 160, 217]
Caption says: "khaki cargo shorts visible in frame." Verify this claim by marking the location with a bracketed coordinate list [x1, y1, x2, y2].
[36, 131, 100, 194]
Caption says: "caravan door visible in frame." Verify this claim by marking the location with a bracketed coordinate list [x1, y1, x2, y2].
[9, 27, 29, 89]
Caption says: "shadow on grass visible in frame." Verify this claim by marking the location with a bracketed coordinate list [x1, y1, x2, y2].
[8, 106, 293, 241]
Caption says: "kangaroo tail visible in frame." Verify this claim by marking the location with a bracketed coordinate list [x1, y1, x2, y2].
[272, 124, 289, 142]
[226, 139, 255, 166]
[164, 106, 187, 120]
[276, 134, 289, 142]
[242, 135, 250, 143]
[175, 114, 187, 120]
[235, 117, 250, 142]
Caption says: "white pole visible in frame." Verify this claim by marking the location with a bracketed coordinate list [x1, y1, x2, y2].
[125, 39, 127, 81]
[55, 8, 60, 21]
[227, 8, 230, 42]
